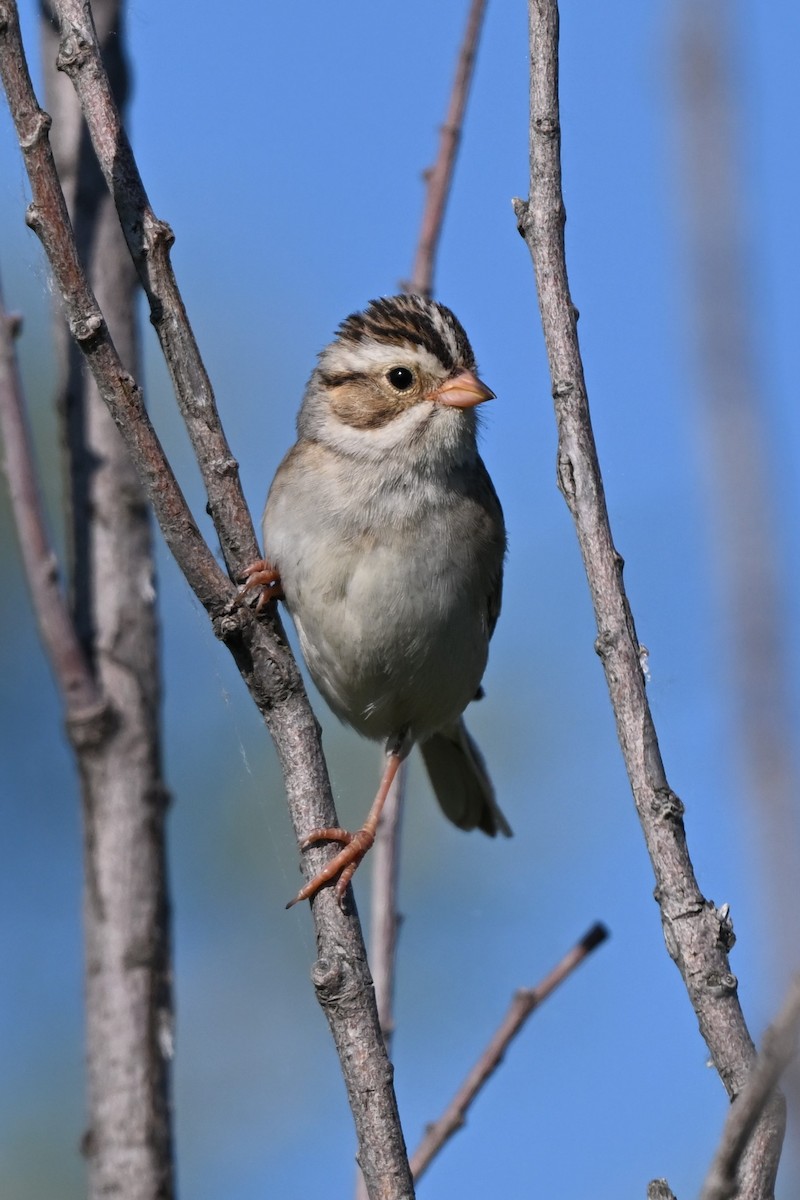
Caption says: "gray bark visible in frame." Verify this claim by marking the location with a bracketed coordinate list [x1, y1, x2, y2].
[41, 3, 174, 1195]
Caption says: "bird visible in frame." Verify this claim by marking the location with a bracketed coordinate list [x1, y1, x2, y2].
[240, 294, 511, 908]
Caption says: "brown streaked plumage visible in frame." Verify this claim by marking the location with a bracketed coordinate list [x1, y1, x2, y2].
[336, 295, 475, 374]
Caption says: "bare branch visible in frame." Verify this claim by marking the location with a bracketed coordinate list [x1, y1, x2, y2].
[369, 764, 406, 1053]
[701, 976, 800, 1200]
[405, 0, 488, 298]
[0, 272, 101, 721]
[0, 6, 414, 1195]
[36, 2, 176, 1194]
[363, 0, 492, 1120]
[49, 0, 256, 576]
[354, 766, 405, 1200]
[409, 922, 608, 1181]
[513, 0, 785, 1194]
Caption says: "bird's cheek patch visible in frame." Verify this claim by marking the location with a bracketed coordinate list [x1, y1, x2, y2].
[329, 382, 416, 430]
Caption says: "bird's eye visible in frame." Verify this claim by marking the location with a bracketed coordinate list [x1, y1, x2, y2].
[386, 366, 414, 391]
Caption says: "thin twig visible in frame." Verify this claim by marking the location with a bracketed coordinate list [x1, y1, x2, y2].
[405, 0, 488, 298]
[355, 764, 406, 1200]
[361, 8, 494, 1179]
[365, 0, 491, 1093]
[514, 1, 785, 1195]
[0, 272, 100, 721]
[369, 762, 406, 1053]
[700, 976, 800, 1200]
[0, 6, 414, 1196]
[358, 8, 492, 1192]
[409, 922, 608, 1181]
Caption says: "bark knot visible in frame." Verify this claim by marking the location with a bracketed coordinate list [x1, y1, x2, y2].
[66, 697, 118, 750]
[69, 311, 105, 345]
[556, 448, 576, 504]
[594, 628, 617, 659]
[511, 196, 529, 237]
[715, 903, 736, 951]
[706, 970, 738, 997]
[212, 456, 239, 478]
[19, 108, 51, 150]
[651, 787, 685, 823]
[311, 953, 362, 1010]
[145, 215, 176, 253]
[56, 29, 91, 75]
[534, 115, 560, 137]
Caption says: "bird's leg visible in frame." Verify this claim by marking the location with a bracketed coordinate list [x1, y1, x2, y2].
[236, 557, 284, 611]
[286, 748, 404, 910]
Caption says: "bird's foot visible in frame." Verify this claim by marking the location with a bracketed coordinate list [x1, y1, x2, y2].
[286, 826, 375, 910]
[236, 558, 284, 611]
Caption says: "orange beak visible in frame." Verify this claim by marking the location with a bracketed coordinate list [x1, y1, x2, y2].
[430, 369, 495, 409]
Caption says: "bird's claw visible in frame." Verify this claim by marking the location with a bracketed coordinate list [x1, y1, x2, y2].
[286, 826, 375, 910]
[236, 558, 284, 611]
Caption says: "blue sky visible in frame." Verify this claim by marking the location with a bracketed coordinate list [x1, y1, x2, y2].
[2, 1, 799, 1197]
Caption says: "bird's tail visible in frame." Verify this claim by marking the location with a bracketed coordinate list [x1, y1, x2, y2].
[419, 719, 512, 838]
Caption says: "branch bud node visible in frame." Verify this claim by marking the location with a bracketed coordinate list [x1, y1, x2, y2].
[56, 30, 91, 75]
[19, 108, 51, 150]
[69, 311, 105, 344]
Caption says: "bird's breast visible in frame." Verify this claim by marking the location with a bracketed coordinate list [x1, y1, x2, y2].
[263, 445, 502, 743]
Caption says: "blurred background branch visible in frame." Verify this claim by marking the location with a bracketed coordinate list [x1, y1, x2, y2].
[517, 0, 789, 1192]
[673, 0, 800, 987]
[5, 2, 176, 1195]
[674, 0, 800, 1177]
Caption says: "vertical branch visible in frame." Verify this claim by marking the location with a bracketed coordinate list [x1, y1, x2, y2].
[362, 0, 493, 1165]
[354, 768, 404, 1200]
[357, 7, 492, 1191]
[368, 768, 405, 1054]
[406, 0, 488, 298]
[39, 2, 176, 1196]
[674, 0, 800, 974]
[514, 0, 785, 1194]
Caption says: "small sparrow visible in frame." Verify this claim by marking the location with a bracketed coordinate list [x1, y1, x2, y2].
[242, 294, 510, 907]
